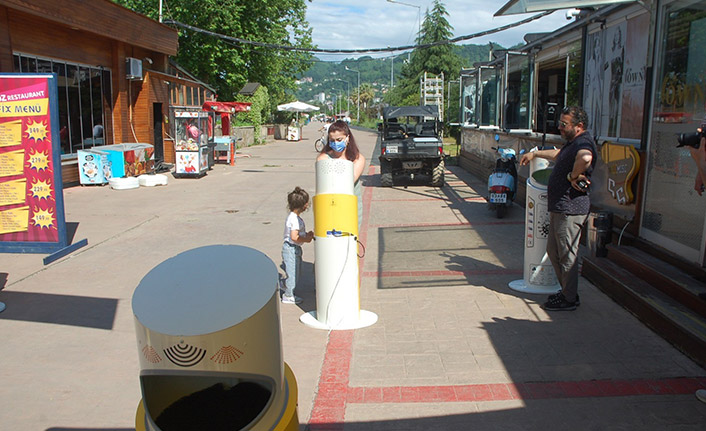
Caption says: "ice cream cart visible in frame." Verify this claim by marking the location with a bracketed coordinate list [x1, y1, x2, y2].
[174, 110, 211, 178]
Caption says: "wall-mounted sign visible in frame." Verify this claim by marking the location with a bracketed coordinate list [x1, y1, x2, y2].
[0, 73, 86, 263]
[601, 141, 640, 205]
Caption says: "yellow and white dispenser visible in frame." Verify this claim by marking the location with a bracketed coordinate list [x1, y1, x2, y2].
[132, 245, 298, 431]
[300, 158, 377, 330]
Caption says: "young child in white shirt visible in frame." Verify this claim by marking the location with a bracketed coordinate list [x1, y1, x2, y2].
[281, 187, 314, 304]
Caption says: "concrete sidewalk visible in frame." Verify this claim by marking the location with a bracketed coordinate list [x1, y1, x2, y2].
[1, 121, 706, 430]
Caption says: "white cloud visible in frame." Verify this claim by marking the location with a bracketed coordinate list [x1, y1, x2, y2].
[305, 0, 573, 60]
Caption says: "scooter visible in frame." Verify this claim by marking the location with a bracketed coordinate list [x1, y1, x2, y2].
[487, 140, 518, 219]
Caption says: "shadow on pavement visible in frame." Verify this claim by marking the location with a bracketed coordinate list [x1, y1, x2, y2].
[0, 291, 118, 330]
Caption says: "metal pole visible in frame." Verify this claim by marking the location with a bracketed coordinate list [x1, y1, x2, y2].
[159, 0, 163, 23]
[345, 66, 360, 121]
[391, 56, 394, 88]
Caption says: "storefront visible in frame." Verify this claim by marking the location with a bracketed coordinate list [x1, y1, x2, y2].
[0, 0, 178, 185]
[458, 1, 706, 266]
[457, 2, 652, 252]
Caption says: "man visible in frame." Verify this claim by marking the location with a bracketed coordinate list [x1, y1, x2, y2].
[520, 106, 596, 311]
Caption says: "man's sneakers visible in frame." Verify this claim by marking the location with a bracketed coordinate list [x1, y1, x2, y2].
[281, 295, 302, 305]
[542, 292, 578, 311]
[547, 292, 580, 307]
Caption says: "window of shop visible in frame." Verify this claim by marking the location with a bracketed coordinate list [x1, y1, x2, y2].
[533, 38, 583, 135]
[641, 0, 706, 263]
[460, 70, 478, 126]
[503, 52, 532, 130]
[479, 66, 501, 127]
[13, 53, 112, 156]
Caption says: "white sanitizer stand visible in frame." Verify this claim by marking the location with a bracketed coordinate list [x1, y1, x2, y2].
[300, 158, 377, 330]
[509, 157, 561, 294]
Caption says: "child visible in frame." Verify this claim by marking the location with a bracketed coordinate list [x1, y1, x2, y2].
[281, 187, 314, 304]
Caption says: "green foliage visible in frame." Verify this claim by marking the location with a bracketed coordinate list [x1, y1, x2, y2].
[113, 0, 314, 110]
[234, 86, 269, 144]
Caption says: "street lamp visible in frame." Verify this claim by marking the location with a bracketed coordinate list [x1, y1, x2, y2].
[387, 0, 421, 40]
[344, 66, 360, 121]
[335, 78, 350, 115]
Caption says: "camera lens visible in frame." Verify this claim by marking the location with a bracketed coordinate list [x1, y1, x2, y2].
[676, 132, 702, 149]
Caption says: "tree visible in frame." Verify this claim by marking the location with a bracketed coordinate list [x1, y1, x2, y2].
[113, 0, 314, 110]
[352, 83, 376, 111]
[386, 0, 462, 108]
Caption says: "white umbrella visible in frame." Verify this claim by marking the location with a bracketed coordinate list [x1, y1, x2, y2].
[277, 101, 320, 113]
[277, 101, 319, 141]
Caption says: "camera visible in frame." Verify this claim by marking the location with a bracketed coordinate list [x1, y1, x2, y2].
[577, 179, 589, 192]
[676, 128, 706, 149]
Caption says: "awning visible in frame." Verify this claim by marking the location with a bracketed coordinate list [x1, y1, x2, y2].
[202, 101, 251, 113]
[494, 0, 635, 16]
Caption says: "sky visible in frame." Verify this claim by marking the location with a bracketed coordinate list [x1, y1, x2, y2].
[304, 0, 577, 61]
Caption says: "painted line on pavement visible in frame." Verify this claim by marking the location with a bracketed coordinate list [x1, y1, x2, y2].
[345, 377, 706, 403]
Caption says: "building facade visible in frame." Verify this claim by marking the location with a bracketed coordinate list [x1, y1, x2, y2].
[458, 0, 706, 267]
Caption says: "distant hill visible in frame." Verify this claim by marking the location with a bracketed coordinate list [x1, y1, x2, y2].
[295, 42, 505, 104]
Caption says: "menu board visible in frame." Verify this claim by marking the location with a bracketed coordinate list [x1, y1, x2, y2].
[0, 74, 81, 260]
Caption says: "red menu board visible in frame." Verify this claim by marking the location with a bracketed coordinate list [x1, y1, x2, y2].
[0, 73, 84, 261]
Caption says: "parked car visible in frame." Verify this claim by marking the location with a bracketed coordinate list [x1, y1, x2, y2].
[378, 105, 444, 187]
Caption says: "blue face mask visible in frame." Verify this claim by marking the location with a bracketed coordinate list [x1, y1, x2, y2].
[329, 138, 347, 152]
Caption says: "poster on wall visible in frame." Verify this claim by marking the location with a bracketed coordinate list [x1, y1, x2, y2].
[584, 15, 648, 142]
[619, 13, 650, 139]
[584, 31, 605, 139]
[0, 73, 86, 263]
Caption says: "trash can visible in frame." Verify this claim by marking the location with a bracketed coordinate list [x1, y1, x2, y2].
[132, 245, 299, 431]
[509, 155, 561, 295]
[587, 211, 613, 257]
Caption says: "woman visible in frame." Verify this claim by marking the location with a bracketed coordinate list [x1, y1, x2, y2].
[317, 120, 366, 226]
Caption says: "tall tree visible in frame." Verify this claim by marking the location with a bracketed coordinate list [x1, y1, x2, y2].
[113, 0, 314, 109]
[386, 0, 462, 107]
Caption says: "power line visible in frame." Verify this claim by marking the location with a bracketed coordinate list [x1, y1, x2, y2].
[163, 11, 553, 55]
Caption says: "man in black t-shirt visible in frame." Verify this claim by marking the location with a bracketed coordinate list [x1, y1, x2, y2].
[520, 106, 596, 311]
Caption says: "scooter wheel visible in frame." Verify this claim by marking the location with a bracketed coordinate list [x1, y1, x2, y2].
[496, 204, 507, 219]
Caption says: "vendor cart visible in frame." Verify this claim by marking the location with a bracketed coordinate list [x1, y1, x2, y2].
[173, 109, 211, 178]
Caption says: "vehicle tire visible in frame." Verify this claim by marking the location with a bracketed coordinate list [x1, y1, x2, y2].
[314, 138, 325, 152]
[431, 158, 445, 187]
[380, 160, 393, 187]
[496, 204, 507, 219]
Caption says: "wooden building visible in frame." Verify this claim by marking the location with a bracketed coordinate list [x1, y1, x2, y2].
[0, 0, 183, 185]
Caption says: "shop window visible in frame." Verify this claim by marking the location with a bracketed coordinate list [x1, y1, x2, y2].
[479, 66, 500, 127]
[186, 86, 193, 105]
[460, 70, 478, 125]
[535, 58, 566, 135]
[503, 52, 532, 130]
[12, 54, 112, 156]
[642, 0, 706, 258]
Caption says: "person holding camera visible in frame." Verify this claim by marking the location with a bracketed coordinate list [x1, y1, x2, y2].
[688, 130, 706, 196]
[520, 106, 596, 311]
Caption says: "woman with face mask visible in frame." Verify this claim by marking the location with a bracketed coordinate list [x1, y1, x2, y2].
[316, 120, 366, 227]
